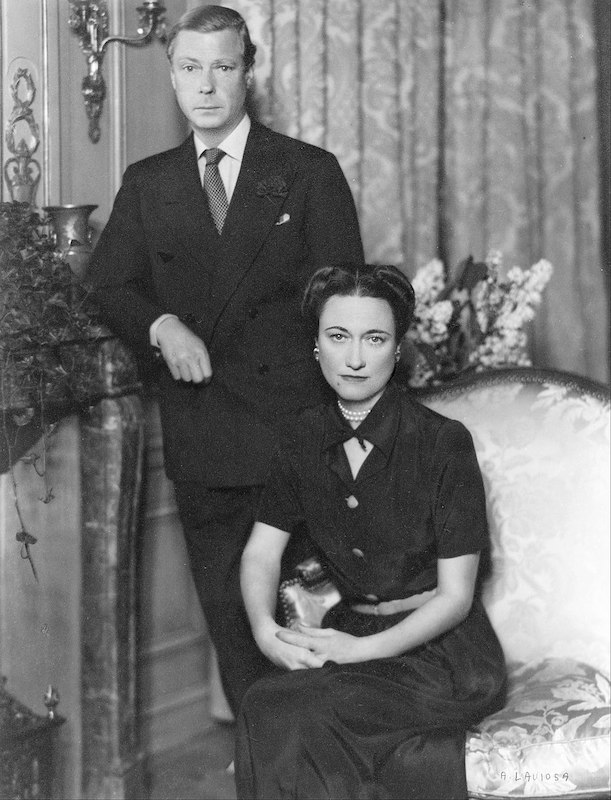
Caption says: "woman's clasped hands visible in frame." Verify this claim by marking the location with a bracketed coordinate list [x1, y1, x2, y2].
[275, 624, 365, 668]
[255, 621, 364, 671]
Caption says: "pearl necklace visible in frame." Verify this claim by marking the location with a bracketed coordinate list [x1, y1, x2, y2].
[337, 399, 371, 423]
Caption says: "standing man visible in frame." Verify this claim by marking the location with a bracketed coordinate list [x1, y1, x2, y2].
[86, 4, 363, 714]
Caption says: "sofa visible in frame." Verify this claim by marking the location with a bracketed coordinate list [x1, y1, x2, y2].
[417, 367, 610, 800]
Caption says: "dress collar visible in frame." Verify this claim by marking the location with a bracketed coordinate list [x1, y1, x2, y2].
[322, 381, 402, 458]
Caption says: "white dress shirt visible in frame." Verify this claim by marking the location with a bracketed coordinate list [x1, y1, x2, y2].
[150, 114, 252, 347]
[194, 113, 250, 203]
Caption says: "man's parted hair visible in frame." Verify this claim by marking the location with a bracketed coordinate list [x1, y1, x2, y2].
[302, 263, 416, 341]
[166, 4, 257, 71]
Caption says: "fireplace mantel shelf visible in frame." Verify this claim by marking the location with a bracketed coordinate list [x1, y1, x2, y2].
[0, 335, 141, 473]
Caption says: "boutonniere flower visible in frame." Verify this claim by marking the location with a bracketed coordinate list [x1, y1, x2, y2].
[256, 175, 289, 201]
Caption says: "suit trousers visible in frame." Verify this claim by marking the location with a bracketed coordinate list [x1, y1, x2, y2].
[173, 482, 276, 715]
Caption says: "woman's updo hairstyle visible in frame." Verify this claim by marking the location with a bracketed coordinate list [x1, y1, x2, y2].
[302, 263, 416, 341]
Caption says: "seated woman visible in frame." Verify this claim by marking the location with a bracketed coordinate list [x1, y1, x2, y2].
[236, 263, 507, 800]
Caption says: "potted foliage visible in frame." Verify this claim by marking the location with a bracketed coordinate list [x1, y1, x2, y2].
[0, 201, 107, 413]
[1, 201, 142, 576]
[0, 200, 142, 411]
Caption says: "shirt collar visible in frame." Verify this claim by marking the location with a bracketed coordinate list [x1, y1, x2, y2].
[322, 381, 402, 458]
[193, 113, 251, 163]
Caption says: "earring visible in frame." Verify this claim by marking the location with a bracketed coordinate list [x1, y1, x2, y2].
[313, 345, 320, 361]
[395, 348, 401, 363]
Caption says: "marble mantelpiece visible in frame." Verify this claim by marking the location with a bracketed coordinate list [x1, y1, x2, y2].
[0, 336, 144, 800]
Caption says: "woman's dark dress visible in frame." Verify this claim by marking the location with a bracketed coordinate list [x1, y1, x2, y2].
[235, 382, 507, 800]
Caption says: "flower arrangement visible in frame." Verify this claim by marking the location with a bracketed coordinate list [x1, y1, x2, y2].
[404, 251, 553, 387]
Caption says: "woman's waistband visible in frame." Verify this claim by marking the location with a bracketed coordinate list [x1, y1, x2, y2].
[350, 588, 436, 616]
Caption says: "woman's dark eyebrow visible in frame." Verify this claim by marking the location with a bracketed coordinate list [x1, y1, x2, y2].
[323, 326, 392, 335]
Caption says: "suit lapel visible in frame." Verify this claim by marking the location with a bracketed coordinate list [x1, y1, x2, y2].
[208, 123, 296, 332]
[158, 136, 220, 267]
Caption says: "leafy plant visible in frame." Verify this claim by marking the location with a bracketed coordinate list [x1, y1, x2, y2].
[0, 201, 104, 578]
[1, 202, 103, 392]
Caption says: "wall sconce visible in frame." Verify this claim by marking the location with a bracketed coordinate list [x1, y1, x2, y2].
[68, 1, 166, 143]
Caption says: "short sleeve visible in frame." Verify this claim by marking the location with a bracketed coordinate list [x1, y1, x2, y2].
[432, 421, 489, 558]
[256, 444, 306, 535]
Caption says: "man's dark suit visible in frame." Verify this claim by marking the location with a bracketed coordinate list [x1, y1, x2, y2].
[86, 120, 364, 710]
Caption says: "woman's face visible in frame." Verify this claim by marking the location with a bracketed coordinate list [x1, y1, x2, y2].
[316, 294, 397, 411]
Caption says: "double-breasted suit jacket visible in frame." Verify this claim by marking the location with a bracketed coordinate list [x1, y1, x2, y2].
[87, 121, 364, 486]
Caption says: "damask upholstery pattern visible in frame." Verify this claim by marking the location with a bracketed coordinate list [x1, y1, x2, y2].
[420, 369, 610, 798]
[223, 0, 608, 384]
[466, 659, 610, 798]
[422, 373, 610, 674]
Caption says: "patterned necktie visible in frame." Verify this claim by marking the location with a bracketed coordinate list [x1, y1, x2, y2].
[203, 148, 228, 233]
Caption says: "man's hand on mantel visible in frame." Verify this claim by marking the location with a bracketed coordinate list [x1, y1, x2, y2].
[156, 316, 212, 384]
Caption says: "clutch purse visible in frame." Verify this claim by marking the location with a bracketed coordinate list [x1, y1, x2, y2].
[279, 556, 341, 629]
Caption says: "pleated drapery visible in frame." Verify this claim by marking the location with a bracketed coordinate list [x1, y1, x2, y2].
[226, 0, 608, 384]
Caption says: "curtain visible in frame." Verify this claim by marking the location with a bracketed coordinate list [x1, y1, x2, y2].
[226, 0, 608, 384]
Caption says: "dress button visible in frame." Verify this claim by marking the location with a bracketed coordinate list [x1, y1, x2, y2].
[257, 363, 269, 375]
[351, 548, 365, 558]
[346, 495, 359, 509]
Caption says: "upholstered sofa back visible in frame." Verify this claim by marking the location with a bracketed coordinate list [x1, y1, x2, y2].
[419, 368, 610, 676]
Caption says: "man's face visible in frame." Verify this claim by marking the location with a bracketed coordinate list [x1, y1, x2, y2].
[170, 28, 252, 145]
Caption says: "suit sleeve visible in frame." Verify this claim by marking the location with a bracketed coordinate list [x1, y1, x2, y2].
[303, 153, 364, 266]
[85, 164, 164, 355]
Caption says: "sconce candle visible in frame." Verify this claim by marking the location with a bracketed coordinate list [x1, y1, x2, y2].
[67, 0, 166, 143]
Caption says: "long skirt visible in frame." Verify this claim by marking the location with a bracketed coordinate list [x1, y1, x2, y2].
[235, 598, 506, 800]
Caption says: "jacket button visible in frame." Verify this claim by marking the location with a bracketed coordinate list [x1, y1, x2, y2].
[248, 306, 258, 319]
[346, 495, 359, 509]
[351, 548, 365, 558]
[258, 363, 269, 375]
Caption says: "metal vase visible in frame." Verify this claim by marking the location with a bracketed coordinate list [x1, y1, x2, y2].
[43, 204, 98, 281]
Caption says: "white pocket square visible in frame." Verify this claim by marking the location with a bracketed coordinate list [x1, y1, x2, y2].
[275, 213, 290, 226]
